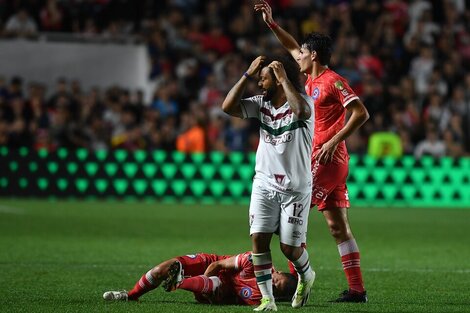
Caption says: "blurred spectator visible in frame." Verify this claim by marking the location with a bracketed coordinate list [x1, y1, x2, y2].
[111, 104, 143, 150]
[40, 0, 63, 32]
[409, 45, 435, 97]
[0, 0, 467, 157]
[206, 113, 227, 152]
[422, 93, 451, 132]
[224, 118, 249, 152]
[4, 8, 37, 38]
[443, 129, 464, 158]
[176, 112, 206, 153]
[151, 82, 179, 118]
[414, 128, 446, 158]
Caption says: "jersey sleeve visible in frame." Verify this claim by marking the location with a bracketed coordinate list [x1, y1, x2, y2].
[240, 95, 263, 119]
[331, 78, 359, 107]
[234, 251, 253, 272]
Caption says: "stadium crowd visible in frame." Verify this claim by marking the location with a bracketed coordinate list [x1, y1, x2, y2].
[0, 0, 469, 157]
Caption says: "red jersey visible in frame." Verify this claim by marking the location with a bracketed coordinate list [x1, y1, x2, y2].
[305, 69, 359, 164]
[219, 251, 262, 305]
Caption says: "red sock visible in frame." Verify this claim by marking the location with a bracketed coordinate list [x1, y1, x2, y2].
[341, 252, 364, 293]
[178, 275, 219, 294]
[128, 270, 158, 300]
[338, 239, 365, 293]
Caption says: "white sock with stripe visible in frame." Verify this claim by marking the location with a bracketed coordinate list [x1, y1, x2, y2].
[292, 249, 314, 282]
[252, 252, 274, 300]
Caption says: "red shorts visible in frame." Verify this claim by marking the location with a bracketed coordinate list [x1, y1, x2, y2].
[311, 159, 350, 210]
[176, 253, 231, 276]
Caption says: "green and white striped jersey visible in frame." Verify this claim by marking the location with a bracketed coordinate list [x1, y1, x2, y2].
[240, 94, 314, 193]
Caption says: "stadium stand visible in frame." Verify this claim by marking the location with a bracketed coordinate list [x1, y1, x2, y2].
[0, 0, 469, 156]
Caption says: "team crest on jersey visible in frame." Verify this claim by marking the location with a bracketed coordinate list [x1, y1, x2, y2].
[274, 174, 286, 185]
[335, 80, 349, 96]
[240, 287, 252, 299]
[334, 80, 344, 90]
[312, 87, 320, 100]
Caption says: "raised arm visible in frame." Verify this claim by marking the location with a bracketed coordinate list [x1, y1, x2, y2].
[203, 256, 237, 277]
[268, 61, 311, 120]
[254, 0, 301, 60]
[221, 56, 266, 118]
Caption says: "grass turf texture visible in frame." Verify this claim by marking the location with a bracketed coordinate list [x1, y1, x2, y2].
[0, 200, 469, 313]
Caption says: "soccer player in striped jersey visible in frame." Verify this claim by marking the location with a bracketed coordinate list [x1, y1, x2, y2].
[222, 55, 316, 311]
[102, 252, 297, 306]
[255, 0, 370, 303]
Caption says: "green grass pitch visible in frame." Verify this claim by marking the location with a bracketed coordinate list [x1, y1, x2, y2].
[0, 199, 469, 313]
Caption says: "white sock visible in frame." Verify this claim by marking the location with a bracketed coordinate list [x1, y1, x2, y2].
[252, 252, 274, 300]
[292, 249, 314, 282]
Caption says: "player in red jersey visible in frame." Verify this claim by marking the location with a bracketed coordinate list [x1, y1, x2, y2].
[103, 251, 297, 306]
[255, 1, 370, 303]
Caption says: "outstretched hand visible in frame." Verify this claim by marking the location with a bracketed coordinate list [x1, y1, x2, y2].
[254, 0, 274, 25]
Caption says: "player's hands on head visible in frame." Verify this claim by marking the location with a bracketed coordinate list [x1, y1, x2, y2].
[254, 0, 274, 24]
[268, 61, 287, 83]
[247, 55, 266, 77]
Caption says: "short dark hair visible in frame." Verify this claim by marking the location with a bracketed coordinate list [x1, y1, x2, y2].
[302, 32, 333, 66]
[262, 55, 304, 93]
[273, 273, 298, 302]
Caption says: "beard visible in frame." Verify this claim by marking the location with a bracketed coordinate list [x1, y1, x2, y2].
[262, 85, 277, 102]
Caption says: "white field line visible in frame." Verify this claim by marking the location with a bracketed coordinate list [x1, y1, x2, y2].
[0, 262, 468, 274]
[0, 205, 25, 214]
[316, 266, 470, 274]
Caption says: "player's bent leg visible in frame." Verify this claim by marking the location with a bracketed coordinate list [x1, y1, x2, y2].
[162, 260, 184, 292]
[123, 258, 182, 301]
[281, 245, 315, 308]
[103, 259, 178, 301]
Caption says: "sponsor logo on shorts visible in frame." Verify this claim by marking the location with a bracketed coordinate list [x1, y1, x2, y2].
[249, 214, 254, 226]
[240, 287, 252, 299]
[288, 217, 303, 225]
[292, 231, 302, 239]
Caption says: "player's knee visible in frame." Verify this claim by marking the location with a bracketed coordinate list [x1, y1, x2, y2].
[280, 243, 300, 260]
[251, 233, 271, 251]
[151, 266, 165, 280]
[329, 224, 354, 243]
[328, 221, 346, 239]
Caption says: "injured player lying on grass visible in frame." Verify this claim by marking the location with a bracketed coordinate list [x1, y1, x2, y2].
[103, 251, 297, 307]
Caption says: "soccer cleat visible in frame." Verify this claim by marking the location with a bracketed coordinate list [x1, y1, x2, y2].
[103, 290, 128, 301]
[291, 270, 315, 308]
[332, 289, 368, 303]
[253, 297, 277, 311]
[162, 261, 184, 292]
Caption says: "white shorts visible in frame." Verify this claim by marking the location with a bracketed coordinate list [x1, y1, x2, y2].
[249, 179, 311, 247]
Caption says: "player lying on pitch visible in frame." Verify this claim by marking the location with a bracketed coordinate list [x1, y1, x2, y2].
[103, 251, 297, 306]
